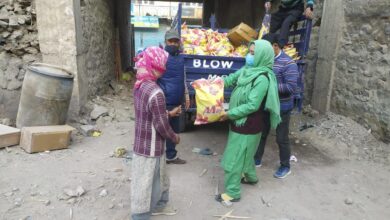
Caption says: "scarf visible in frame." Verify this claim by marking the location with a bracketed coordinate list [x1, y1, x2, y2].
[134, 46, 169, 89]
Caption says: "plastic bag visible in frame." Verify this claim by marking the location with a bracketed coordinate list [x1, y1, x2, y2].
[192, 76, 225, 125]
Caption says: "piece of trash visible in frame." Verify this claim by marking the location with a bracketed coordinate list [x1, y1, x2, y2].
[213, 210, 251, 219]
[199, 169, 208, 177]
[299, 123, 314, 131]
[114, 147, 127, 158]
[192, 147, 214, 156]
[92, 131, 102, 137]
[70, 207, 73, 219]
[261, 196, 272, 207]
[290, 155, 298, 162]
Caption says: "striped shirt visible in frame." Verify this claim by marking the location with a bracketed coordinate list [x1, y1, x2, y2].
[274, 51, 299, 111]
[133, 80, 177, 157]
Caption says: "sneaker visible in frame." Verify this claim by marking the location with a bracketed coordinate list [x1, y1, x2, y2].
[255, 159, 262, 168]
[274, 166, 291, 179]
[166, 157, 186, 164]
[151, 206, 177, 216]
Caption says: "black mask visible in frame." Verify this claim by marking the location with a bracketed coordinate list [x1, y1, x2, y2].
[165, 45, 179, 55]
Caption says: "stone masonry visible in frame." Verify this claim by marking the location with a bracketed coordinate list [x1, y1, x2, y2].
[0, 0, 41, 121]
[312, 0, 390, 143]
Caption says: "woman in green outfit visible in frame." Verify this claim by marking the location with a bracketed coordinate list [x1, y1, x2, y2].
[217, 39, 281, 204]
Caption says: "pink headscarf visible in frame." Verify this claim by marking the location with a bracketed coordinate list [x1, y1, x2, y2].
[134, 46, 169, 89]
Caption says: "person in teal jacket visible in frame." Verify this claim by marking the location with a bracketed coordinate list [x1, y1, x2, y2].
[216, 40, 281, 204]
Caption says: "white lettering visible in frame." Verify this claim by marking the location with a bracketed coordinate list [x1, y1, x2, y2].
[203, 60, 210, 68]
[193, 59, 201, 68]
[210, 60, 220, 69]
[221, 61, 233, 69]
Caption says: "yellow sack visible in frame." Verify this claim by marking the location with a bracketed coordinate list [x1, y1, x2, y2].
[192, 77, 225, 125]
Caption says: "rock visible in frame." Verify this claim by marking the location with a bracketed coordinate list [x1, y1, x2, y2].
[10, 30, 23, 40]
[76, 186, 86, 196]
[24, 47, 38, 54]
[8, 15, 18, 26]
[337, 123, 344, 127]
[79, 125, 95, 136]
[17, 16, 25, 25]
[64, 189, 77, 197]
[20, 216, 32, 220]
[12, 187, 19, 192]
[4, 191, 14, 197]
[0, 20, 8, 27]
[90, 105, 108, 120]
[43, 200, 50, 206]
[7, 80, 22, 90]
[344, 198, 354, 205]
[14, 197, 22, 207]
[67, 197, 77, 205]
[79, 119, 88, 125]
[99, 189, 108, 197]
[109, 203, 115, 209]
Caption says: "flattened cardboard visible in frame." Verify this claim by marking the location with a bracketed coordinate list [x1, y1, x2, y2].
[0, 124, 21, 148]
[20, 125, 75, 153]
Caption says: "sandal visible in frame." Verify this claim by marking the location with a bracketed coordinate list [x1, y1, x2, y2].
[241, 177, 258, 185]
[215, 193, 240, 203]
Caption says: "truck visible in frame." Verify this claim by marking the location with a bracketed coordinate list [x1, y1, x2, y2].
[172, 3, 312, 132]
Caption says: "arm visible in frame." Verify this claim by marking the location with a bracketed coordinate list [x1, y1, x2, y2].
[278, 61, 298, 96]
[228, 75, 269, 120]
[150, 92, 178, 143]
[223, 69, 242, 89]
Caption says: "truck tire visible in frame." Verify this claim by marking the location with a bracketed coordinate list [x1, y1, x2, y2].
[179, 112, 192, 133]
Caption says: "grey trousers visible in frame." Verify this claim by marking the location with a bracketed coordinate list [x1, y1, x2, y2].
[131, 154, 170, 220]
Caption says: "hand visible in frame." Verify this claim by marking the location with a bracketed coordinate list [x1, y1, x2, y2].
[185, 95, 190, 110]
[169, 105, 182, 117]
[304, 7, 314, 19]
[219, 112, 229, 122]
[175, 135, 180, 144]
[264, 2, 271, 11]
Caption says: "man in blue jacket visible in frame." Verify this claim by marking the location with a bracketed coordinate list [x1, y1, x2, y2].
[254, 33, 298, 179]
[158, 30, 190, 164]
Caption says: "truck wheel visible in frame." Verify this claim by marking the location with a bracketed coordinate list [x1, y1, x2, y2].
[179, 112, 194, 133]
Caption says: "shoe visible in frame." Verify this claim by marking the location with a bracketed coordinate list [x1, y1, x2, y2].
[274, 166, 291, 179]
[255, 159, 262, 168]
[166, 157, 186, 164]
[241, 177, 258, 185]
[151, 206, 177, 216]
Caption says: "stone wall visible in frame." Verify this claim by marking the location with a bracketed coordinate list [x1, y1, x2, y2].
[331, 0, 390, 142]
[0, 0, 41, 121]
[80, 0, 115, 98]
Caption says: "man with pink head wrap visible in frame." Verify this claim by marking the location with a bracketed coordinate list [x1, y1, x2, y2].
[131, 47, 181, 219]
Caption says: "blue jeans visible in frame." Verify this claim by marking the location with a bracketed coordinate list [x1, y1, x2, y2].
[166, 105, 180, 160]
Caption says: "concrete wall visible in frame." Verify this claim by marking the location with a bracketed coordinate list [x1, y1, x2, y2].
[80, 0, 115, 98]
[312, 0, 390, 143]
[0, 0, 41, 122]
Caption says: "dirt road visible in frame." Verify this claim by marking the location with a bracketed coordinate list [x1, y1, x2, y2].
[1, 86, 389, 220]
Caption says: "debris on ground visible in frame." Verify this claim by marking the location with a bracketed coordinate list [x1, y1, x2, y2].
[192, 147, 215, 155]
[214, 210, 251, 219]
[344, 198, 354, 205]
[99, 189, 108, 197]
[90, 105, 109, 120]
[110, 147, 127, 158]
[79, 125, 98, 137]
[199, 169, 208, 177]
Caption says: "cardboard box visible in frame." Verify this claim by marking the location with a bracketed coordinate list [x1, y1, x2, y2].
[20, 125, 75, 153]
[227, 23, 258, 47]
[0, 124, 21, 148]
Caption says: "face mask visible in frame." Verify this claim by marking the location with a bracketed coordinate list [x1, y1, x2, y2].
[246, 54, 255, 66]
[165, 45, 179, 54]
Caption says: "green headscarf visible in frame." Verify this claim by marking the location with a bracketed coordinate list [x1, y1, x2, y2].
[229, 39, 281, 129]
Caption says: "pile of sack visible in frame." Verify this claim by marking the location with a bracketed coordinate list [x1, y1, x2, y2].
[181, 24, 248, 57]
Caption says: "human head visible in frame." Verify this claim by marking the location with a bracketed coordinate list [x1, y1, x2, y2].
[134, 46, 169, 88]
[262, 33, 281, 57]
[248, 39, 274, 69]
[165, 30, 181, 46]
